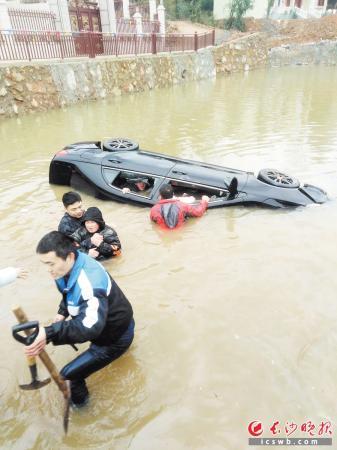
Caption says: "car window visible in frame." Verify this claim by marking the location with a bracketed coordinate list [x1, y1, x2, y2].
[110, 171, 159, 198]
[167, 179, 228, 202]
[102, 168, 120, 185]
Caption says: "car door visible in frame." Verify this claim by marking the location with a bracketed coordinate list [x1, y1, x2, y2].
[167, 162, 244, 188]
[159, 162, 249, 207]
[100, 150, 176, 204]
[101, 150, 175, 176]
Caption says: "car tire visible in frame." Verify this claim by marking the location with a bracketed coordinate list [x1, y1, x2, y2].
[103, 138, 139, 152]
[49, 162, 72, 185]
[257, 169, 300, 188]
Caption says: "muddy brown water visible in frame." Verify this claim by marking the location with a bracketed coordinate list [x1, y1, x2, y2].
[0, 65, 337, 450]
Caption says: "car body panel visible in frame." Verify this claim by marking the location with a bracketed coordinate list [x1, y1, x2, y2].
[49, 140, 328, 209]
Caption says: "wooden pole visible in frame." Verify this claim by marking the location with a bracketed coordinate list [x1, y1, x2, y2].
[12, 305, 71, 433]
[12, 306, 69, 400]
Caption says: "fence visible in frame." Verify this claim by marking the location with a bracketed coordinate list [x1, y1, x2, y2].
[116, 19, 137, 33]
[114, 0, 150, 19]
[0, 30, 215, 61]
[142, 19, 160, 33]
[117, 19, 159, 34]
[8, 8, 56, 31]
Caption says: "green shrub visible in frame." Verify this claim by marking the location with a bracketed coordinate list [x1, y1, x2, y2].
[289, 8, 298, 18]
[201, 0, 213, 11]
[166, 0, 214, 21]
[224, 0, 254, 31]
[190, 0, 202, 21]
[177, 0, 191, 18]
[267, 0, 274, 17]
[199, 10, 215, 25]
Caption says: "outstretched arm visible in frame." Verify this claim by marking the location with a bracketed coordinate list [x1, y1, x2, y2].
[0, 267, 27, 287]
[184, 196, 209, 218]
[25, 291, 109, 355]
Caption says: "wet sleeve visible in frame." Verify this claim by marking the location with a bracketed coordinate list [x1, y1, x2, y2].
[150, 205, 160, 223]
[184, 200, 208, 218]
[57, 296, 69, 318]
[45, 289, 108, 345]
[58, 217, 73, 237]
[70, 229, 81, 243]
[81, 238, 92, 251]
[98, 229, 121, 257]
[71, 229, 92, 252]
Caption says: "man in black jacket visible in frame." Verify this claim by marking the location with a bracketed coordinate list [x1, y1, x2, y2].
[25, 231, 134, 407]
[58, 191, 85, 236]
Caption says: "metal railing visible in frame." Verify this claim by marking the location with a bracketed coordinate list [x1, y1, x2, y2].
[0, 30, 215, 62]
[116, 19, 137, 34]
[8, 8, 57, 31]
[142, 19, 160, 34]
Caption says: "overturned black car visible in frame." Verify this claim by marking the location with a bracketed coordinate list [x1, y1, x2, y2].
[49, 138, 328, 209]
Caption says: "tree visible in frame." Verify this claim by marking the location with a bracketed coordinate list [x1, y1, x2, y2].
[267, 0, 274, 17]
[190, 0, 202, 21]
[224, 0, 254, 31]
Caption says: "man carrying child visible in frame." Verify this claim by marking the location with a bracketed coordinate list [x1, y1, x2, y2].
[58, 191, 85, 236]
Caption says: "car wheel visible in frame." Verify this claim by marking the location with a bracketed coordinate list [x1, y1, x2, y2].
[257, 169, 300, 188]
[49, 162, 72, 185]
[103, 138, 139, 152]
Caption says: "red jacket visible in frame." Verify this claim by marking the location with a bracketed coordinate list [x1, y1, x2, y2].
[150, 198, 208, 230]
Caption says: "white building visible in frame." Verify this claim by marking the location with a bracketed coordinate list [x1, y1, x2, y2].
[213, 0, 329, 21]
[213, 0, 269, 20]
[271, 0, 328, 19]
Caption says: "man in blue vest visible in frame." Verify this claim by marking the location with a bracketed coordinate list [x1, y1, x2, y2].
[25, 231, 134, 407]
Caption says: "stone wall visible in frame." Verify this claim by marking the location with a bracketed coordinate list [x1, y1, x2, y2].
[0, 35, 336, 119]
[0, 65, 60, 116]
[0, 52, 217, 118]
[268, 39, 337, 67]
[213, 33, 268, 74]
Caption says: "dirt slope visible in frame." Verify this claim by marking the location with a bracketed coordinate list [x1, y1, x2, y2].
[168, 16, 337, 46]
[245, 15, 337, 45]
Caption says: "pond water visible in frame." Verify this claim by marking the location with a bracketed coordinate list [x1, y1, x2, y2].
[0, 65, 337, 450]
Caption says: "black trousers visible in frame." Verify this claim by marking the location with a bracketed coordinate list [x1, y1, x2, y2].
[60, 319, 135, 405]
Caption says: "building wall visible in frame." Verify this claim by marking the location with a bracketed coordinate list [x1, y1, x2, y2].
[271, 0, 328, 17]
[214, 0, 268, 20]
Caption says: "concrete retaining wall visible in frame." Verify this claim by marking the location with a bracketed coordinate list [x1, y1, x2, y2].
[0, 34, 336, 119]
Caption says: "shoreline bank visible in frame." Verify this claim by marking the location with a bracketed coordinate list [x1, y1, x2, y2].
[1, 34, 336, 119]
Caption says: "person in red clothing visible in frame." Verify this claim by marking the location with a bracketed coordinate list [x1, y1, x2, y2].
[150, 184, 209, 230]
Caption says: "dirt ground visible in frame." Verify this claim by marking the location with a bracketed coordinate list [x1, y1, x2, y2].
[245, 15, 337, 45]
[167, 20, 212, 34]
[168, 15, 337, 46]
